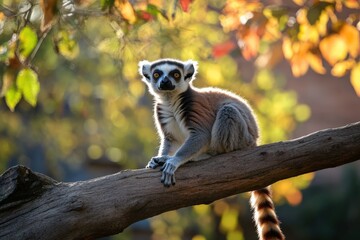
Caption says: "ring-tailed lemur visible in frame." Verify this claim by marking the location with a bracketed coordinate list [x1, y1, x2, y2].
[139, 58, 285, 240]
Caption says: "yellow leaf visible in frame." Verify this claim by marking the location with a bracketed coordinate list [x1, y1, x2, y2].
[291, 54, 309, 77]
[350, 63, 360, 97]
[339, 24, 359, 58]
[114, 0, 137, 24]
[296, 8, 308, 24]
[282, 37, 293, 59]
[307, 52, 326, 74]
[292, 0, 306, 6]
[344, 0, 360, 8]
[315, 10, 329, 36]
[298, 24, 319, 44]
[331, 60, 355, 77]
[319, 34, 348, 66]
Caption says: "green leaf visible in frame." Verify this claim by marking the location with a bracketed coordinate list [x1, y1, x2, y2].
[101, 0, 114, 11]
[147, 4, 161, 16]
[56, 31, 79, 60]
[16, 68, 40, 106]
[5, 84, 21, 111]
[307, 2, 333, 25]
[19, 26, 38, 60]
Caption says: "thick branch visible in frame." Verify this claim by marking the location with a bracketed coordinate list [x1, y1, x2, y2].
[1, 122, 360, 239]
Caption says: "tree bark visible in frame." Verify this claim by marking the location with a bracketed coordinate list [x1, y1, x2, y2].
[1, 122, 360, 239]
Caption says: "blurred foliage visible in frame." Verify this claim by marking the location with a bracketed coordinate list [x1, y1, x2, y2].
[220, 0, 360, 96]
[1, 0, 357, 239]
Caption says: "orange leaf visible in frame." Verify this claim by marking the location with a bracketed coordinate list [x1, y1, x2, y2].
[339, 24, 359, 58]
[40, 0, 58, 32]
[115, 0, 137, 24]
[290, 54, 309, 77]
[344, 0, 360, 8]
[240, 30, 259, 60]
[350, 63, 360, 97]
[212, 41, 236, 58]
[307, 52, 326, 74]
[319, 34, 348, 66]
[180, 0, 192, 12]
[331, 60, 355, 77]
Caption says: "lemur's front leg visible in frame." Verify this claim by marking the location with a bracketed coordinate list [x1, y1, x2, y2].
[160, 134, 209, 187]
[146, 136, 172, 169]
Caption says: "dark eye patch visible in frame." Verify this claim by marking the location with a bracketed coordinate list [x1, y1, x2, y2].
[153, 70, 163, 80]
[170, 70, 181, 80]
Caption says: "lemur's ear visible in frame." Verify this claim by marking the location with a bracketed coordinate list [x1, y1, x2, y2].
[184, 60, 198, 82]
[138, 60, 151, 82]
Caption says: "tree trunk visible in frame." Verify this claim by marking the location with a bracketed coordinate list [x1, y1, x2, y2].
[1, 122, 360, 239]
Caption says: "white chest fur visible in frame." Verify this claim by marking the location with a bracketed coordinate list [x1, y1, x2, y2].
[157, 101, 189, 144]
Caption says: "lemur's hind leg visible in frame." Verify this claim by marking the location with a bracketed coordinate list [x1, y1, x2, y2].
[210, 103, 255, 154]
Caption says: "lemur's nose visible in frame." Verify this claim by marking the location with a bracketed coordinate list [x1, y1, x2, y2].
[159, 76, 175, 90]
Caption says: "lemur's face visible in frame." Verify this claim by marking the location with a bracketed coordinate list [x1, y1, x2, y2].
[139, 59, 197, 96]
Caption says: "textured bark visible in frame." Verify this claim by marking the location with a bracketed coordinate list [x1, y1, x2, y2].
[1, 122, 360, 239]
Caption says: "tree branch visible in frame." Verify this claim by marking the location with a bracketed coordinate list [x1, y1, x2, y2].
[1, 122, 360, 239]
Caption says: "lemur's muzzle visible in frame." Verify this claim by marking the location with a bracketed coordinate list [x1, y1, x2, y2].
[159, 77, 175, 90]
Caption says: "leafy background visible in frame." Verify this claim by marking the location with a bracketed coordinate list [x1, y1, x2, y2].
[0, 0, 360, 239]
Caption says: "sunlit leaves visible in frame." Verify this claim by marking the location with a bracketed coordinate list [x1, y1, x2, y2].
[239, 29, 260, 60]
[331, 59, 355, 77]
[3, 69, 21, 112]
[212, 41, 236, 58]
[19, 27, 38, 61]
[5, 85, 22, 112]
[221, 0, 360, 95]
[54, 30, 79, 60]
[350, 63, 360, 96]
[307, 52, 326, 74]
[339, 23, 359, 58]
[16, 68, 40, 106]
[272, 173, 314, 206]
[2, 68, 40, 110]
[179, 0, 193, 12]
[319, 34, 348, 66]
[114, 0, 137, 24]
[344, 0, 360, 8]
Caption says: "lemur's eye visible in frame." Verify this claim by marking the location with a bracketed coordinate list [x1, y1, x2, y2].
[153, 72, 160, 79]
[173, 72, 180, 79]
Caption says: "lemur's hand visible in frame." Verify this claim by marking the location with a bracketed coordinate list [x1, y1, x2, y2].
[146, 155, 169, 169]
[160, 157, 181, 187]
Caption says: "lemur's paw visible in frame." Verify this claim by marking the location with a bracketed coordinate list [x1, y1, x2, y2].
[145, 155, 170, 169]
[160, 161, 178, 187]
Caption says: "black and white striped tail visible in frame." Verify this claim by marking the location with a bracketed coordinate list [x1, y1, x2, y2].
[251, 187, 285, 240]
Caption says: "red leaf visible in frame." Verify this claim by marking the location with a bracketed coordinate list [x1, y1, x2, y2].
[212, 41, 236, 58]
[138, 10, 153, 21]
[180, 0, 192, 12]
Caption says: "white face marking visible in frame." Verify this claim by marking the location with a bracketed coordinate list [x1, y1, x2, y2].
[152, 64, 182, 89]
[147, 63, 190, 97]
